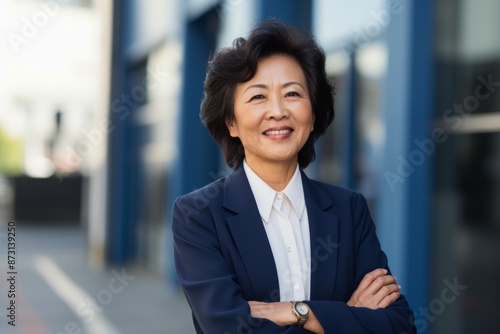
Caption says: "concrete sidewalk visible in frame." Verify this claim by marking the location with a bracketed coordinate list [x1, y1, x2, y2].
[0, 222, 194, 334]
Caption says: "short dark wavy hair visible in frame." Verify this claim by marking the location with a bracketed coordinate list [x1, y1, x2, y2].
[200, 18, 335, 168]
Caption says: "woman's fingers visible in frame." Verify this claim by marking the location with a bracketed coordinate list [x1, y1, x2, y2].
[364, 274, 398, 296]
[376, 288, 401, 308]
[347, 268, 401, 309]
[356, 268, 388, 290]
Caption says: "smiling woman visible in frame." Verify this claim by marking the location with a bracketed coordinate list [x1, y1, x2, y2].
[227, 54, 315, 188]
[200, 19, 335, 169]
[172, 19, 416, 334]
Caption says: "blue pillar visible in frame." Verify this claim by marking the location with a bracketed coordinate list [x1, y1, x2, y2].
[167, 8, 221, 284]
[341, 51, 358, 189]
[378, 0, 433, 329]
[258, 0, 312, 29]
[406, 0, 433, 324]
[106, 0, 138, 264]
[173, 9, 221, 200]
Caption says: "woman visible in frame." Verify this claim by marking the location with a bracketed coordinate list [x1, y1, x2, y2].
[172, 19, 416, 333]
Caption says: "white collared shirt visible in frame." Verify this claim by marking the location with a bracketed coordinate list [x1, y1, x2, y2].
[244, 160, 311, 301]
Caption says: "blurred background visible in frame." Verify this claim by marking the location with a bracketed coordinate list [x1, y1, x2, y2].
[0, 0, 499, 333]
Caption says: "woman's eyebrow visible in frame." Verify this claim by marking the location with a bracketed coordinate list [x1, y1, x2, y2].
[243, 81, 304, 93]
[244, 83, 267, 93]
[283, 81, 305, 89]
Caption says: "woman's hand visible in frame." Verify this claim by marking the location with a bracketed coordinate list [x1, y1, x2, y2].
[248, 301, 324, 334]
[347, 268, 401, 309]
[247, 268, 398, 333]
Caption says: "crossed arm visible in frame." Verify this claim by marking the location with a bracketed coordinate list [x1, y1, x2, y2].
[248, 268, 401, 334]
[172, 191, 416, 334]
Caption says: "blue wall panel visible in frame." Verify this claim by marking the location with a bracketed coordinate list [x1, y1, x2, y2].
[167, 8, 221, 284]
[173, 9, 221, 201]
[258, 0, 312, 29]
[107, 0, 138, 265]
[378, 0, 433, 330]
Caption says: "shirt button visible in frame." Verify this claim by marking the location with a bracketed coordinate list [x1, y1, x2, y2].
[287, 247, 292, 253]
[276, 192, 283, 200]
[294, 284, 299, 291]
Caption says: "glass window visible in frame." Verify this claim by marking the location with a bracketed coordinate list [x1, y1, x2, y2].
[132, 40, 183, 274]
[432, 0, 500, 333]
[353, 43, 386, 212]
[312, 42, 387, 216]
[313, 51, 350, 186]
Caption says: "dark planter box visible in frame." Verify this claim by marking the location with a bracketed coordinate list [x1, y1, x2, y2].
[12, 174, 82, 222]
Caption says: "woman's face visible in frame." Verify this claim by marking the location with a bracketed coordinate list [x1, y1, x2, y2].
[228, 54, 314, 167]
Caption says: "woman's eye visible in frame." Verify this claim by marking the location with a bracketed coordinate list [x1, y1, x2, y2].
[249, 94, 265, 101]
[286, 91, 300, 97]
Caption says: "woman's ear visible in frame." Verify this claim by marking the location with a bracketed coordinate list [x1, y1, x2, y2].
[226, 119, 239, 138]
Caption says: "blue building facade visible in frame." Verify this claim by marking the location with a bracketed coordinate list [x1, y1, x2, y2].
[101, 1, 500, 333]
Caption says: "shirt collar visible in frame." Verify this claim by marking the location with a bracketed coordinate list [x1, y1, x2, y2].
[243, 160, 305, 224]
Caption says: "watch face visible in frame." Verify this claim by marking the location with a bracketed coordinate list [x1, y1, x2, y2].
[296, 302, 309, 315]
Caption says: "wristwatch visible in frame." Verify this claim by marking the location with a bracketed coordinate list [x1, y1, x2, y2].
[291, 301, 309, 327]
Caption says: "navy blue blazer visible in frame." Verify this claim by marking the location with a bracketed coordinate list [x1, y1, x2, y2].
[172, 165, 415, 333]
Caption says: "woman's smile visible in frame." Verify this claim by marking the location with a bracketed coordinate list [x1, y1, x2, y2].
[263, 126, 294, 140]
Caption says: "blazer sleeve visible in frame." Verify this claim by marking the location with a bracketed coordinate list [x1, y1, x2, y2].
[305, 192, 416, 333]
[172, 194, 310, 334]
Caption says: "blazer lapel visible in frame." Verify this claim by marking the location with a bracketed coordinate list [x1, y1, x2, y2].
[223, 166, 280, 301]
[302, 171, 340, 301]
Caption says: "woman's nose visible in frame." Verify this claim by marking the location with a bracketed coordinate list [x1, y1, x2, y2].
[266, 98, 289, 120]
